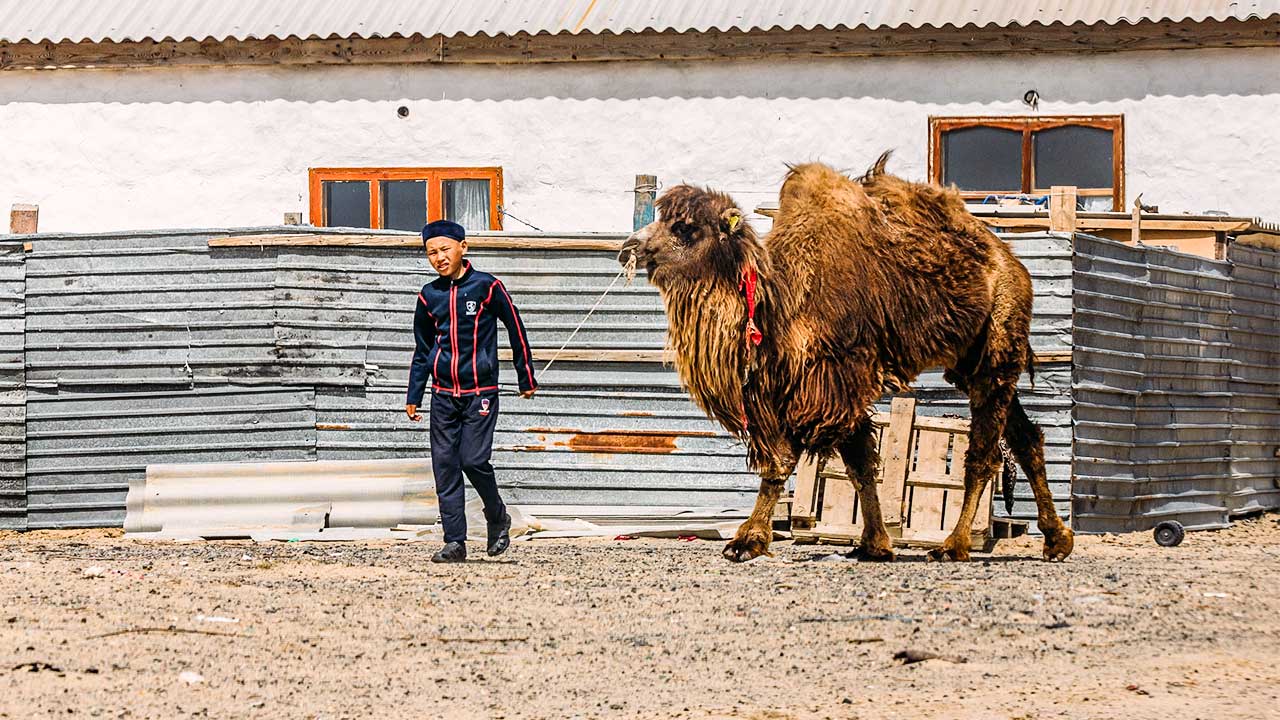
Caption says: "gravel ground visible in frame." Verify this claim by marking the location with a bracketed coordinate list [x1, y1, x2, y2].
[2, 514, 1279, 720]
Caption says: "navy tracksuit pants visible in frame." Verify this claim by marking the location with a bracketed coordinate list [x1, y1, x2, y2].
[430, 392, 506, 543]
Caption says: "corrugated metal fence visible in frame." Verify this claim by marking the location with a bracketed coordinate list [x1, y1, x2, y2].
[0, 240, 23, 529]
[17, 228, 764, 528]
[1072, 234, 1280, 532]
[1, 226, 1080, 531]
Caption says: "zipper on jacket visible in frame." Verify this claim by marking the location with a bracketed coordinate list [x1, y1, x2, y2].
[449, 284, 461, 396]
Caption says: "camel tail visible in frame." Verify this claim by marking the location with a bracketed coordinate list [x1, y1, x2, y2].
[856, 150, 893, 184]
[1025, 345, 1036, 390]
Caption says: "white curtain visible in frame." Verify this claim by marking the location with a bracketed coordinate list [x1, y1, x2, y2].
[444, 180, 491, 231]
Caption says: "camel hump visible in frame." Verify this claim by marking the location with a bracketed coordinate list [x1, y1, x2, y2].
[779, 162, 853, 208]
[782, 162, 843, 186]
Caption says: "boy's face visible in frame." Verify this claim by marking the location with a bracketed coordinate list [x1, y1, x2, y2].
[425, 236, 467, 277]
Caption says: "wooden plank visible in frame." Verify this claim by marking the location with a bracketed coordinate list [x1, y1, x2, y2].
[5, 18, 1279, 71]
[819, 472, 857, 528]
[1033, 350, 1072, 364]
[791, 454, 820, 525]
[209, 233, 626, 251]
[1131, 196, 1143, 246]
[903, 428, 952, 537]
[497, 349, 664, 363]
[979, 216, 1251, 232]
[913, 416, 971, 433]
[792, 527, 855, 546]
[803, 526, 989, 551]
[1092, 229, 1222, 258]
[633, 174, 656, 232]
[878, 397, 916, 527]
[822, 454, 847, 476]
[942, 433, 970, 532]
[9, 204, 37, 234]
[905, 472, 965, 491]
[1049, 186, 1077, 232]
[897, 531, 992, 551]
[898, 528, 951, 545]
[972, 475, 995, 534]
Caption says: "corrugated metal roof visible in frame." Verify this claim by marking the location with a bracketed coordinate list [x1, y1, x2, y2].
[2, 0, 1277, 45]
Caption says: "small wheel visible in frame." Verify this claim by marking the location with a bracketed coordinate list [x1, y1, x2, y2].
[1153, 520, 1185, 547]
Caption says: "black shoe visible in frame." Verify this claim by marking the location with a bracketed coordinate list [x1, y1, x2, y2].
[431, 542, 466, 563]
[487, 513, 512, 557]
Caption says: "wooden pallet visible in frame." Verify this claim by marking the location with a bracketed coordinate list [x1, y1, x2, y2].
[790, 397, 996, 552]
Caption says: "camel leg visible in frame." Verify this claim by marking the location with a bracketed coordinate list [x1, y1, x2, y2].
[837, 419, 894, 561]
[723, 450, 797, 563]
[929, 379, 1015, 561]
[1004, 395, 1074, 561]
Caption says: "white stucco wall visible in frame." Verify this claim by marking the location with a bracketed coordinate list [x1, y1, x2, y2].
[1, 47, 1277, 233]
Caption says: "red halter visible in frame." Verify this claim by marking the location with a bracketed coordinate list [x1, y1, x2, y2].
[739, 267, 763, 347]
[738, 267, 762, 432]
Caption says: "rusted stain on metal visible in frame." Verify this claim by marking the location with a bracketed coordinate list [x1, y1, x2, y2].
[525, 426, 716, 439]
[568, 431, 677, 455]
[315, 423, 350, 431]
[620, 411, 655, 417]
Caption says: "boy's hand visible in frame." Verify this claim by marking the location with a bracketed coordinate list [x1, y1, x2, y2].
[520, 389, 537, 399]
[405, 404, 422, 421]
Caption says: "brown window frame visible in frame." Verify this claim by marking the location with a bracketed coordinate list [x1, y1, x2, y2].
[928, 116, 1124, 211]
[308, 167, 504, 230]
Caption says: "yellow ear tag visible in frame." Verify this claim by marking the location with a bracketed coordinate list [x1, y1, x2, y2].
[728, 215, 741, 232]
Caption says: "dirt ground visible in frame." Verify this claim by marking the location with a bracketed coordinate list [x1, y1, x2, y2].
[1, 515, 1278, 720]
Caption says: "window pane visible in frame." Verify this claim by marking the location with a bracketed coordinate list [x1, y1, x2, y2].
[941, 126, 1023, 192]
[443, 179, 491, 231]
[1033, 125, 1114, 189]
[323, 180, 370, 228]
[381, 180, 428, 232]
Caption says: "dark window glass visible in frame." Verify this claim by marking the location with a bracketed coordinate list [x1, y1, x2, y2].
[1033, 125, 1114, 189]
[323, 180, 370, 228]
[381, 180, 428, 232]
[941, 126, 1022, 192]
[443, 179, 491, 231]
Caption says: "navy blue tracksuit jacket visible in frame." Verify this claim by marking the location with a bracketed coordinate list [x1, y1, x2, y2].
[407, 260, 537, 401]
[407, 260, 536, 543]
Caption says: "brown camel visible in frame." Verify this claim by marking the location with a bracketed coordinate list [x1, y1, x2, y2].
[618, 154, 1074, 563]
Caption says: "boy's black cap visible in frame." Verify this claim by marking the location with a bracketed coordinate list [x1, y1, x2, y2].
[423, 220, 466, 243]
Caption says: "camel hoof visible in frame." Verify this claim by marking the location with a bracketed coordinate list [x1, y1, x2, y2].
[927, 543, 970, 562]
[1042, 526, 1075, 562]
[722, 534, 770, 563]
[847, 544, 895, 562]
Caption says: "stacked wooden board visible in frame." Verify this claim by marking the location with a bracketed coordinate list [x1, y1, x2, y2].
[790, 397, 997, 552]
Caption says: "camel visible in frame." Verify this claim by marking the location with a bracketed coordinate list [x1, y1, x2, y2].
[618, 154, 1074, 563]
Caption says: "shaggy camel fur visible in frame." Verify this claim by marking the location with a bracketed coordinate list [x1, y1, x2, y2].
[619, 154, 1074, 563]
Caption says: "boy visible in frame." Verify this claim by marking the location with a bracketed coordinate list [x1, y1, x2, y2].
[406, 219, 538, 563]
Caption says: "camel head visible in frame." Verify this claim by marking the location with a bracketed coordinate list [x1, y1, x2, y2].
[618, 185, 761, 288]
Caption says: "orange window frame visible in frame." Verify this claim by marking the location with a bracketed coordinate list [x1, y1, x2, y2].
[308, 167, 504, 230]
[928, 116, 1124, 211]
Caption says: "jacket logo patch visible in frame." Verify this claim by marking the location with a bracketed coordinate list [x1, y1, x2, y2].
[479, 398, 491, 416]
[466, 300, 478, 315]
